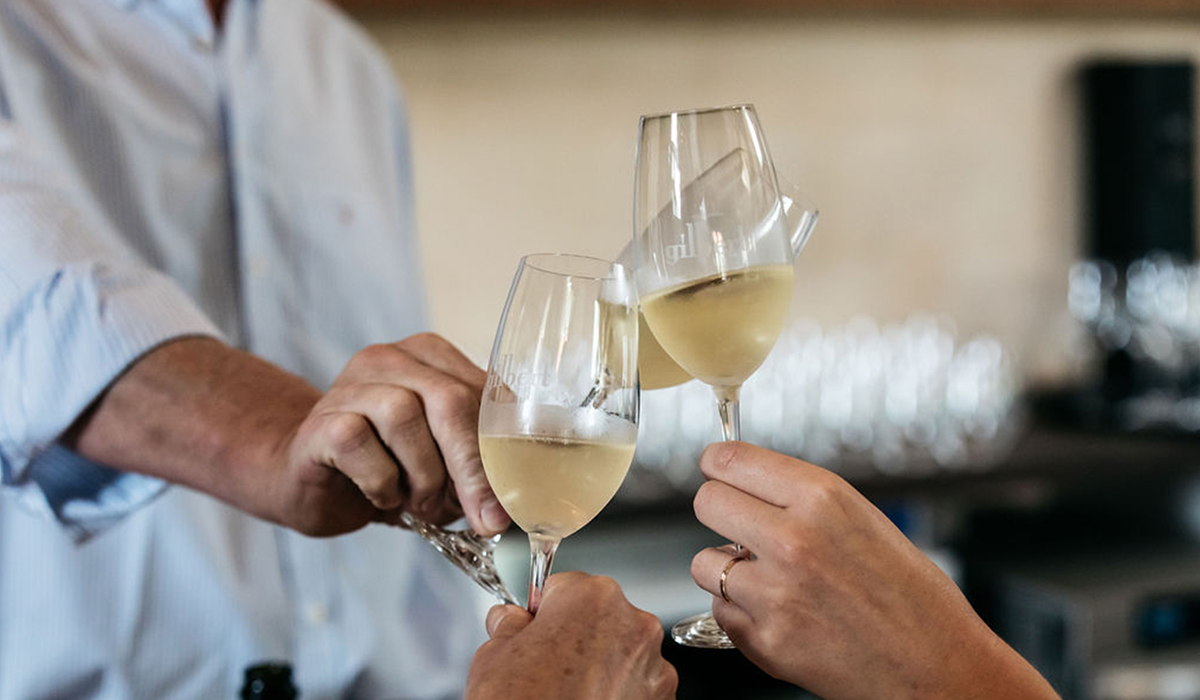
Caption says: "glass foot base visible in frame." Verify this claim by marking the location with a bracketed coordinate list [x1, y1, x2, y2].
[398, 512, 519, 606]
[671, 612, 736, 649]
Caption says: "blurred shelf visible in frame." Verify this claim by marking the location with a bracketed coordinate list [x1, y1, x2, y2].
[853, 423, 1200, 500]
[604, 421, 1200, 520]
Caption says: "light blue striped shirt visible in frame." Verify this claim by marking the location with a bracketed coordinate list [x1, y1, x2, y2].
[0, 0, 486, 697]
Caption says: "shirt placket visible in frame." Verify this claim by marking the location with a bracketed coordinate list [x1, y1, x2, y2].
[281, 531, 346, 699]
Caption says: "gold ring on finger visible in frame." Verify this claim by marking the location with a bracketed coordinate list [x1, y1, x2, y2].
[720, 554, 745, 604]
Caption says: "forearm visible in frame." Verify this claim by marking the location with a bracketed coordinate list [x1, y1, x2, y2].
[64, 337, 320, 523]
[873, 595, 1060, 700]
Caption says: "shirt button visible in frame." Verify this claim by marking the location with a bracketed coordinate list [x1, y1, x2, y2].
[304, 602, 329, 626]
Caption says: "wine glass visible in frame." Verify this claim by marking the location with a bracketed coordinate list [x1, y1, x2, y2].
[634, 104, 801, 648]
[616, 174, 818, 392]
[479, 253, 639, 613]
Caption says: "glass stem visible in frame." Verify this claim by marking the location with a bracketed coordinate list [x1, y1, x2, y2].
[715, 384, 742, 442]
[715, 385, 743, 556]
[526, 533, 561, 615]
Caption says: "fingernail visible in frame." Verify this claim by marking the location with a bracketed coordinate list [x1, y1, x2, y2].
[485, 605, 505, 636]
[481, 498, 509, 533]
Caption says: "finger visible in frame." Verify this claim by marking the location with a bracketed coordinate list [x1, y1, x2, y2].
[396, 333, 488, 391]
[347, 347, 505, 535]
[711, 595, 756, 644]
[691, 546, 754, 606]
[650, 661, 680, 700]
[306, 411, 405, 510]
[485, 604, 532, 639]
[693, 479, 788, 554]
[333, 383, 448, 519]
[338, 341, 483, 391]
[420, 383, 505, 536]
[537, 571, 630, 620]
[699, 441, 830, 507]
[538, 570, 593, 605]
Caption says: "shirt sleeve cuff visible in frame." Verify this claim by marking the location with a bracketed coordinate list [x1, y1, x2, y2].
[0, 262, 225, 535]
[12, 444, 169, 542]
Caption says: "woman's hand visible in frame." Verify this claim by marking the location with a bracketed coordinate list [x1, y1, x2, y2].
[690, 441, 1059, 700]
[466, 572, 677, 700]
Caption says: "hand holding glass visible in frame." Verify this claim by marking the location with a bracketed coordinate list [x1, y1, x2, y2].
[634, 104, 810, 647]
[479, 254, 639, 613]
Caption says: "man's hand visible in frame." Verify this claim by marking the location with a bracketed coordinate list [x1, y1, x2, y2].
[689, 442, 1059, 700]
[273, 333, 508, 536]
[68, 333, 510, 537]
[466, 572, 677, 700]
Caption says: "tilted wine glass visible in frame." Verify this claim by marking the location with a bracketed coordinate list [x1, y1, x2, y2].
[617, 172, 818, 392]
[634, 104, 806, 648]
[480, 254, 639, 613]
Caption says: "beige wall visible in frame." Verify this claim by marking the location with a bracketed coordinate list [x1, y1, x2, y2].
[360, 13, 1200, 383]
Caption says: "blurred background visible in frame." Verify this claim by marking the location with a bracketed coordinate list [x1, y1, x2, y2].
[345, 3, 1200, 698]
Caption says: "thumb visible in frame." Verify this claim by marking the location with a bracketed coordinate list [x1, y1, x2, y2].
[486, 604, 532, 639]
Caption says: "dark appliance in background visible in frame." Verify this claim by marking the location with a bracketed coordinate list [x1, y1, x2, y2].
[982, 59, 1200, 700]
[979, 545, 1200, 700]
[1084, 61, 1195, 270]
[1039, 59, 1196, 428]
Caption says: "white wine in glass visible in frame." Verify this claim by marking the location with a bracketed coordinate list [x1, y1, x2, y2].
[634, 104, 812, 648]
[480, 434, 636, 540]
[640, 263, 794, 387]
[479, 254, 639, 613]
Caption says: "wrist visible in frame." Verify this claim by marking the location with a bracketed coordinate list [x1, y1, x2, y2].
[211, 352, 320, 526]
[248, 408, 313, 528]
[936, 616, 1059, 700]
